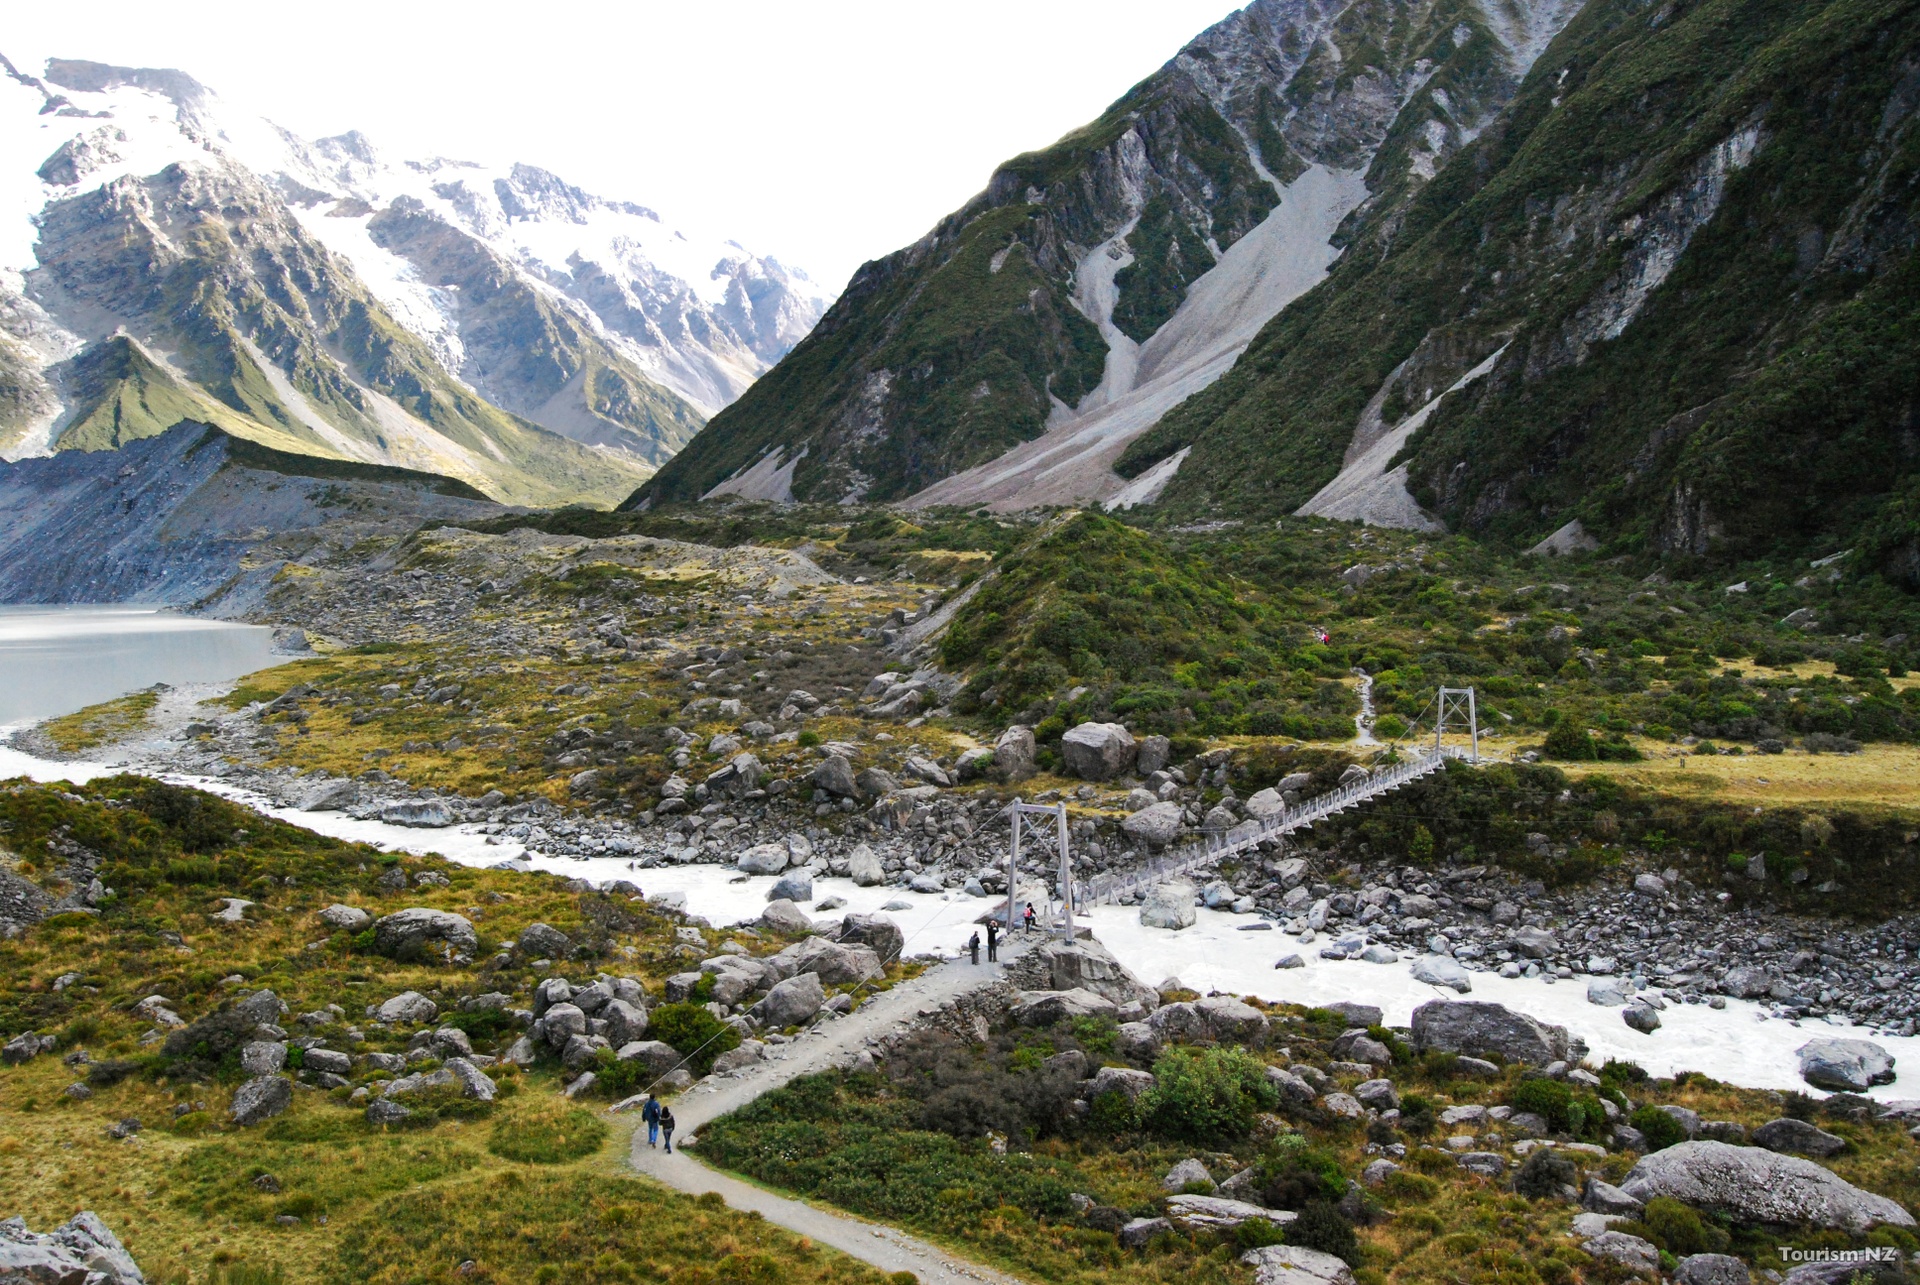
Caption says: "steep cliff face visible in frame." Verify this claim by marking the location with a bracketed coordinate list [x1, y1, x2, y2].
[1120, 0, 1920, 572]
[633, 0, 1573, 509]
[0, 422, 502, 603]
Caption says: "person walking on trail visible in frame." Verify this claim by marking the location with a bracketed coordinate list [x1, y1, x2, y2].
[641, 1094, 661, 1148]
[659, 1104, 677, 1154]
[985, 919, 998, 962]
[967, 931, 980, 965]
[1023, 902, 1037, 934]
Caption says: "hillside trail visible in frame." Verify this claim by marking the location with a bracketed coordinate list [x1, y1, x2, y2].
[625, 940, 1036, 1285]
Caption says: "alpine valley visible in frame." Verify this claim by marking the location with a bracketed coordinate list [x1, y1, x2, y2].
[4, 8, 1920, 1285]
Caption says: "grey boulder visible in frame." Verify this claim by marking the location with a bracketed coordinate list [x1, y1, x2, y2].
[768, 870, 814, 903]
[1410, 1000, 1573, 1065]
[992, 726, 1037, 781]
[1061, 722, 1136, 780]
[737, 843, 791, 876]
[1239, 1245, 1357, 1285]
[1750, 1118, 1847, 1158]
[1139, 881, 1197, 930]
[1011, 989, 1118, 1026]
[1163, 1157, 1214, 1191]
[1410, 955, 1472, 992]
[371, 908, 478, 963]
[1582, 1232, 1660, 1273]
[375, 990, 439, 1024]
[229, 1075, 292, 1126]
[848, 844, 886, 886]
[1674, 1254, 1752, 1285]
[1796, 1038, 1896, 1092]
[837, 913, 905, 965]
[754, 973, 826, 1028]
[616, 1040, 684, 1076]
[518, 922, 572, 957]
[1166, 1195, 1294, 1234]
[760, 899, 813, 934]
[317, 904, 370, 931]
[1018, 937, 1158, 1010]
[1121, 802, 1184, 848]
[1619, 1140, 1915, 1231]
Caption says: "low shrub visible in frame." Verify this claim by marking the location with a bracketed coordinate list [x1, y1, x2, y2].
[1628, 1105, 1688, 1152]
[487, 1105, 608, 1164]
[1288, 1202, 1358, 1265]
[1141, 1047, 1280, 1145]
[648, 1002, 740, 1074]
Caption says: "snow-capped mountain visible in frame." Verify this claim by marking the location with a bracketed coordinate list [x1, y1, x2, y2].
[0, 54, 831, 491]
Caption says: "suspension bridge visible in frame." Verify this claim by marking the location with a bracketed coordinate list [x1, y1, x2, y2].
[998, 685, 1484, 933]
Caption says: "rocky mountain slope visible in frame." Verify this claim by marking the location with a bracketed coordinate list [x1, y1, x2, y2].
[1118, 0, 1920, 577]
[0, 420, 506, 602]
[0, 55, 830, 501]
[632, 0, 1583, 509]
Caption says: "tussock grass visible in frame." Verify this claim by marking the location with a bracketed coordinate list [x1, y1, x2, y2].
[42, 689, 162, 752]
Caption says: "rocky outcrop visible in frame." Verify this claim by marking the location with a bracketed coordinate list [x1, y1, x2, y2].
[0, 1212, 146, 1284]
[1796, 1038, 1896, 1091]
[1008, 938, 1159, 1010]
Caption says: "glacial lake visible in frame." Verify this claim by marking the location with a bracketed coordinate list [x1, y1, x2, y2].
[0, 606, 277, 725]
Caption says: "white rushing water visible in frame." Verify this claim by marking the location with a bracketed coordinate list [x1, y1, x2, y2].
[0, 607, 276, 724]
[4, 738, 1912, 1098]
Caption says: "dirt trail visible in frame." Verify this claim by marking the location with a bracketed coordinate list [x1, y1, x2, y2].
[626, 950, 1033, 1285]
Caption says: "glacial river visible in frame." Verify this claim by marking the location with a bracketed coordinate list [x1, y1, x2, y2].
[0, 613, 1913, 1099]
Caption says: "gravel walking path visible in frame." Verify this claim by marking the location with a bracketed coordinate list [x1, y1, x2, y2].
[626, 951, 1030, 1285]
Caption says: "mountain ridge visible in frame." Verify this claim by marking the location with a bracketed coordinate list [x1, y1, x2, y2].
[630, 0, 1584, 511]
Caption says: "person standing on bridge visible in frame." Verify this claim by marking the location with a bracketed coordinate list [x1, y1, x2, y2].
[1023, 902, 1036, 934]
[985, 919, 998, 962]
[967, 931, 980, 965]
[659, 1104, 677, 1154]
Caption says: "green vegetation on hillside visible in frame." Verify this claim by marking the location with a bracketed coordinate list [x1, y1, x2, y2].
[699, 1006, 1920, 1285]
[1124, 0, 1920, 576]
[0, 777, 888, 1285]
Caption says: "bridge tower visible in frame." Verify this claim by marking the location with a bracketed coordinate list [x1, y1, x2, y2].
[1005, 799, 1075, 938]
[1434, 686, 1480, 762]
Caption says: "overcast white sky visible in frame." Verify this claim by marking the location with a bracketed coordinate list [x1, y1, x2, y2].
[5, 1, 1241, 292]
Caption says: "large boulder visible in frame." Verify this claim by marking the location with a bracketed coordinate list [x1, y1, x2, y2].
[1061, 722, 1137, 780]
[374, 990, 439, 1024]
[317, 904, 370, 931]
[1166, 1195, 1295, 1234]
[229, 1075, 292, 1126]
[603, 999, 650, 1046]
[768, 870, 814, 903]
[444, 1057, 497, 1101]
[515, 922, 571, 958]
[615, 1040, 684, 1077]
[0, 1212, 146, 1285]
[1017, 938, 1158, 1010]
[810, 754, 858, 798]
[760, 899, 813, 934]
[1088, 1066, 1156, 1101]
[1410, 955, 1473, 993]
[1140, 881, 1198, 930]
[754, 973, 826, 1028]
[848, 844, 886, 886]
[838, 913, 905, 966]
[1011, 989, 1118, 1026]
[773, 936, 883, 985]
[1796, 1038, 1896, 1091]
[371, 908, 478, 963]
[1750, 1118, 1847, 1159]
[1619, 1141, 1915, 1231]
[1244, 788, 1288, 822]
[1410, 1000, 1573, 1065]
[992, 726, 1037, 781]
[737, 843, 790, 876]
[1239, 1245, 1357, 1285]
[1121, 802, 1185, 849]
[1675, 1255, 1752, 1285]
[1196, 996, 1269, 1044]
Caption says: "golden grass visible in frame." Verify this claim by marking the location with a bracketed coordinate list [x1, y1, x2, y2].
[42, 690, 161, 752]
[1557, 742, 1920, 815]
